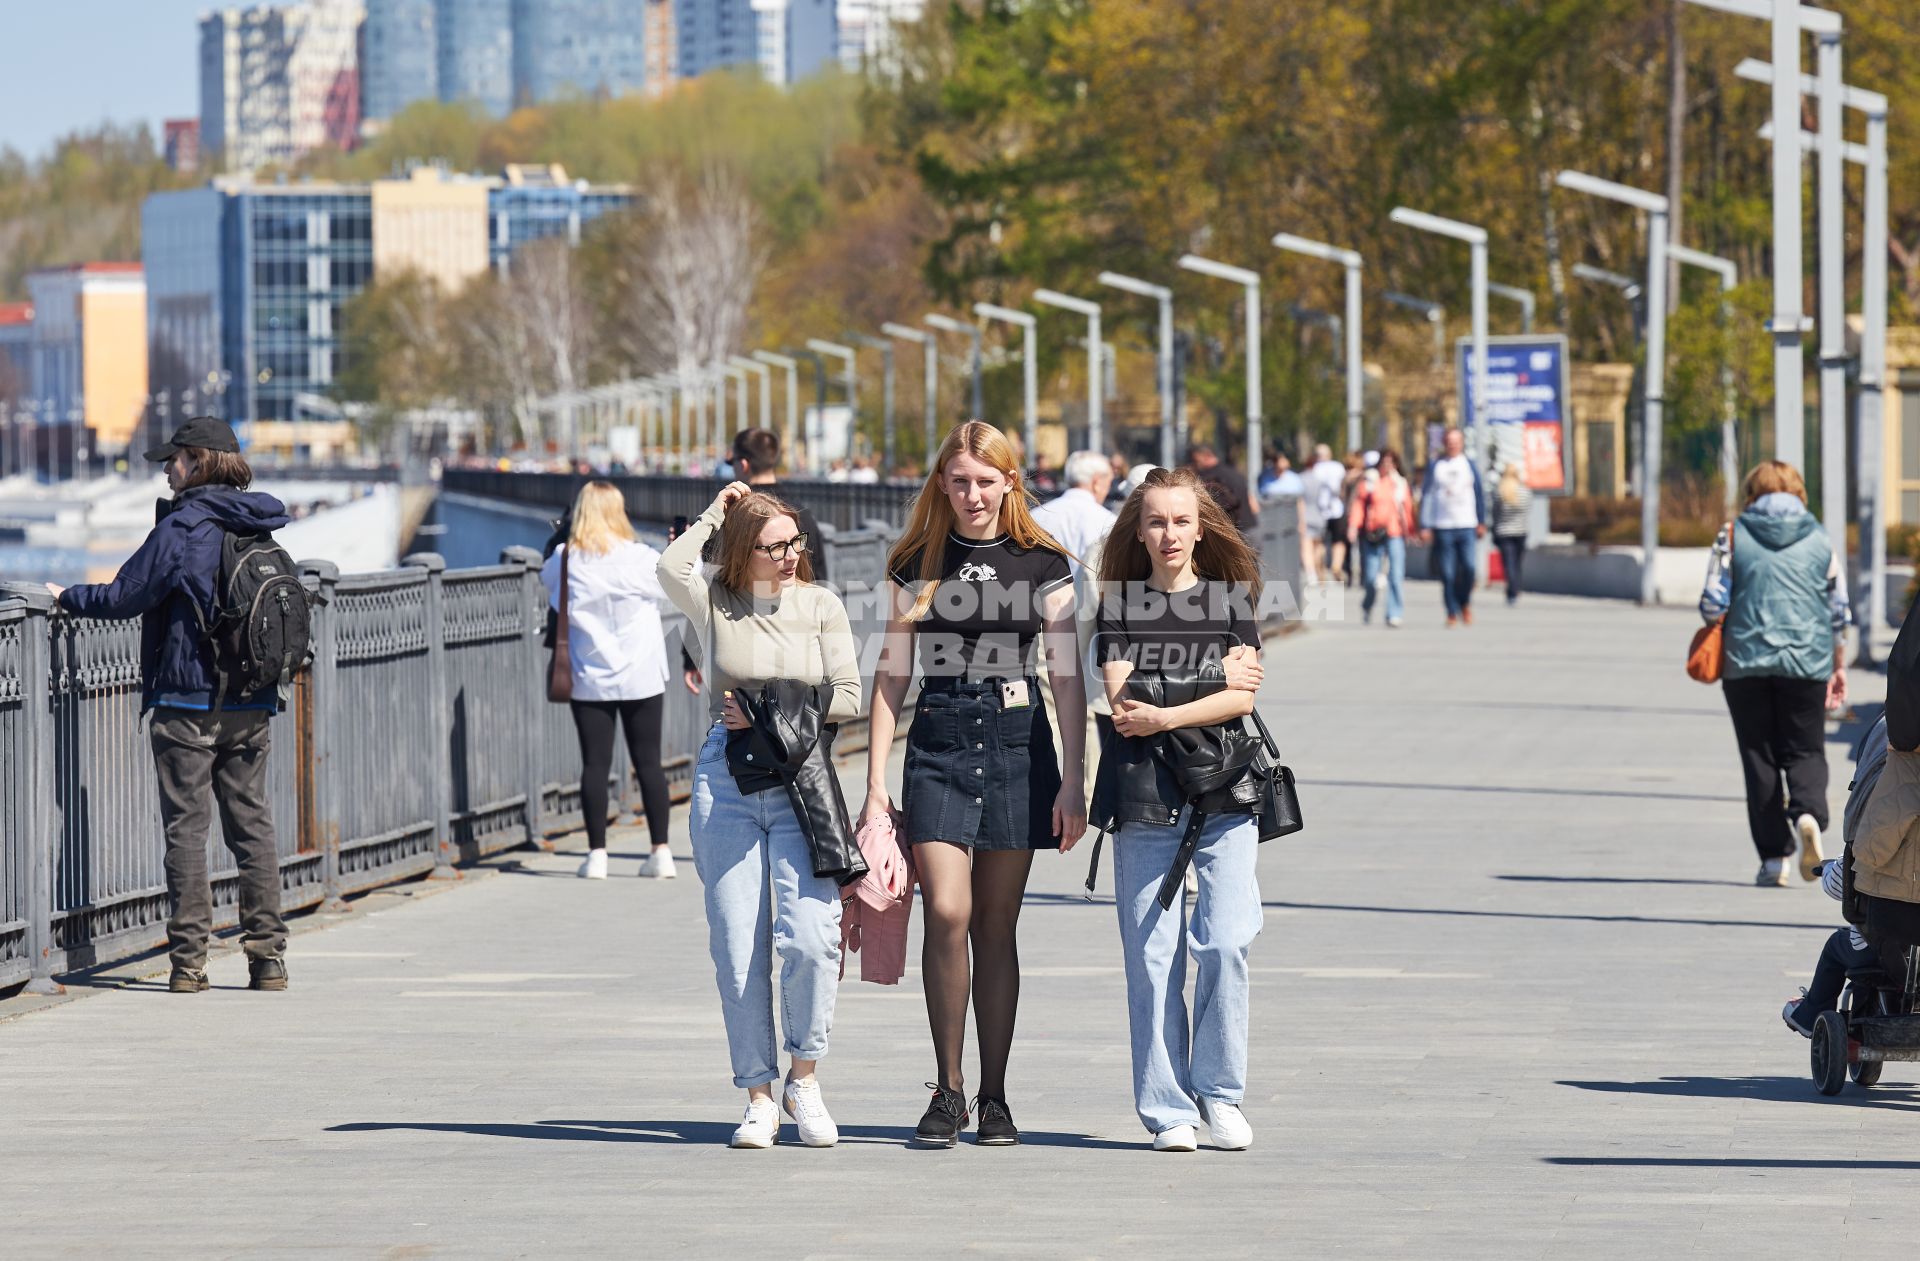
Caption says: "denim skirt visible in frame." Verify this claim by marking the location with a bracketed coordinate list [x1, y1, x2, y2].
[902, 677, 1062, 851]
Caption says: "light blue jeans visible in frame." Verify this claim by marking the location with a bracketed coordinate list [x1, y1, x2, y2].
[1112, 809, 1263, 1135]
[689, 724, 843, 1089]
[1360, 535, 1407, 624]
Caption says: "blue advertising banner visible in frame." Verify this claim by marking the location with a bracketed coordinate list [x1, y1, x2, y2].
[1455, 334, 1573, 494]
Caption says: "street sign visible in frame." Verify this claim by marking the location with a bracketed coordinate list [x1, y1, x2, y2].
[1455, 334, 1573, 495]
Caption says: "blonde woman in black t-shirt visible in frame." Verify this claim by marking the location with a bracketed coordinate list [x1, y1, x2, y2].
[861, 420, 1087, 1148]
[1094, 466, 1266, 1153]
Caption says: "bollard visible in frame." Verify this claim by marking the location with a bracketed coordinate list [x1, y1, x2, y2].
[404, 553, 458, 881]
[501, 546, 548, 849]
[297, 560, 350, 913]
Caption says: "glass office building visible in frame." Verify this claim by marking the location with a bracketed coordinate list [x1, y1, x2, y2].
[362, 0, 438, 123]
[437, 0, 515, 116]
[514, 0, 650, 103]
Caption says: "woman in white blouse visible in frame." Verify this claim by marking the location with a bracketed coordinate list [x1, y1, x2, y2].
[540, 481, 674, 881]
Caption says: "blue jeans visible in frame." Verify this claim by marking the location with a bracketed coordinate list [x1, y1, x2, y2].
[1360, 536, 1406, 624]
[1112, 809, 1263, 1135]
[689, 724, 843, 1088]
[1433, 527, 1478, 618]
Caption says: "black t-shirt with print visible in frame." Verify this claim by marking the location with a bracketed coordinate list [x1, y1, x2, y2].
[1094, 579, 1260, 679]
[891, 533, 1074, 680]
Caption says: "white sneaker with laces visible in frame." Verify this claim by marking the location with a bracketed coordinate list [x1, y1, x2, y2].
[1152, 1124, 1198, 1152]
[638, 848, 677, 879]
[781, 1075, 839, 1148]
[730, 1096, 779, 1149]
[1199, 1098, 1253, 1150]
[577, 849, 608, 880]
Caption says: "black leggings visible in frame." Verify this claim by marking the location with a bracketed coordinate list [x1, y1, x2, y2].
[569, 696, 671, 852]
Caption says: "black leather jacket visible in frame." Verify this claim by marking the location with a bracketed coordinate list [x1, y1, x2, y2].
[1090, 665, 1261, 831]
[726, 680, 869, 886]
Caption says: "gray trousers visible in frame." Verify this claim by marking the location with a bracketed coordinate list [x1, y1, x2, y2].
[149, 708, 287, 968]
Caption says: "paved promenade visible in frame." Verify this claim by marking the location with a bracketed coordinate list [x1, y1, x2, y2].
[3, 584, 1912, 1257]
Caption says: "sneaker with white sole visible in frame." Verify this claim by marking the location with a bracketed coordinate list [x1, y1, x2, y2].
[1755, 857, 1789, 887]
[781, 1075, 839, 1148]
[1795, 814, 1825, 882]
[1199, 1098, 1252, 1150]
[1152, 1124, 1198, 1152]
[638, 848, 677, 879]
[730, 1096, 779, 1149]
[1782, 988, 1816, 1038]
[577, 848, 609, 880]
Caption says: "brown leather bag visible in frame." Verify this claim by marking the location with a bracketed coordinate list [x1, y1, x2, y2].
[547, 545, 573, 703]
[1686, 523, 1732, 685]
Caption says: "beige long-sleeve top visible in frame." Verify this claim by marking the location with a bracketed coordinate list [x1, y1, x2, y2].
[657, 500, 862, 722]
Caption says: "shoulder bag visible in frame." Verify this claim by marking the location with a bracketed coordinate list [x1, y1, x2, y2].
[547, 546, 574, 703]
[1686, 523, 1732, 685]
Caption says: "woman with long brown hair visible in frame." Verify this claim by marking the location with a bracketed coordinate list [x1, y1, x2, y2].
[860, 420, 1088, 1147]
[659, 481, 862, 1149]
[1092, 466, 1266, 1152]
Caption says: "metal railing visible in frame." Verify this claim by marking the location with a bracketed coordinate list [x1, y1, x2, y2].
[0, 507, 1301, 993]
[442, 469, 922, 531]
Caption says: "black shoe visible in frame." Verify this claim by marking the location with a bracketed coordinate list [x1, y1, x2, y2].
[913, 1083, 969, 1148]
[973, 1095, 1019, 1146]
[169, 966, 210, 993]
[248, 956, 288, 992]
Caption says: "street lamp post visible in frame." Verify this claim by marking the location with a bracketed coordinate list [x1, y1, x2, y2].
[806, 339, 859, 466]
[1097, 271, 1178, 467]
[846, 333, 898, 473]
[881, 322, 939, 467]
[1665, 245, 1741, 514]
[925, 314, 983, 421]
[1382, 292, 1446, 372]
[973, 303, 1038, 469]
[1487, 282, 1537, 334]
[751, 350, 802, 473]
[728, 354, 773, 434]
[1271, 234, 1364, 453]
[1388, 207, 1489, 464]
[1177, 254, 1263, 471]
[719, 362, 750, 442]
[1556, 170, 1671, 606]
[1033, 289, 1105, 456]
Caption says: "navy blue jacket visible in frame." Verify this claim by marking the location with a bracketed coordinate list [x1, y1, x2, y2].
[58, 486, 292, 711]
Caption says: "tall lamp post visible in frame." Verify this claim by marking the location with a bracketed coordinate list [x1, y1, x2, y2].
[1097, 271, 1178, 467]
[882, 322, 939, 466]
[1032, 289, 1104, 456]
[845, 332, 898, 473]
[1177, 254, 1263, 471]
[719, 362, 750, 442]
[728, 354, 773, 433]
[1271, 233, 1364, 453]
[1665, 245, 1741, 514]
[1382, 292, 1446, 372]
[1388, 207, 1489, 464]
[1557, 170, 1670, 606]
[925, 313, 983, 420]
[751, 350, 802, 473]
[1487, 282, 1537, 333]
[973, 303, 1038, 469]
[806, 339, 859, 464]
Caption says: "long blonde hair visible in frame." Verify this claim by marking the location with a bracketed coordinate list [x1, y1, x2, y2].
[1098, 466, 1262, 598]
[886, 419, 1068, 620]
[1498, 462, 1524, 507]
[715, 491, 814, 592]
[568, 481, 636, 557]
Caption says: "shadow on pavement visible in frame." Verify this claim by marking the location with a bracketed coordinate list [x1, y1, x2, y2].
[328, 1119, 1131, 1150]
[1312, 779, 1741, 805]
[1556, 1075, 1920, 1113]
[1494, 874, 1751, 889]
[1266, 899, 1831, 933]
[1546, 1156, 1920, 1169]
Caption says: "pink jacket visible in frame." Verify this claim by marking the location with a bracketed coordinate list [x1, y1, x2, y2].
[840, 808, 916, 985]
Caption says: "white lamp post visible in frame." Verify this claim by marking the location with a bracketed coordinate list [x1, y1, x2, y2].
[1032, 289, 1104, 456]
[1556, 170, 1671, 606]
[1383, 291, 1446, 372]
[728, 354, 773, 435]
[719, 361, 750, 442]
[1486, 282, 1537, 334]
[925, 313, 983, 420]
[1664, 244, 1741, 513]
[1388, 207, 1489, 463]
[973, 303, 1039, 468]
[806, 338, 858, 448]
[1097, 271, 1178, 467]
[846, 332, 897, 472]
[1271, 233, 1364, 452]
[882, 322, 940, 465]
[751, 350, 802, 473]
[1177, 254, 1262, 470]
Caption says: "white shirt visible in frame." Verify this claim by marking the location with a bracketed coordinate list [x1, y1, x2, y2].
[849, 466, 880, 484]
[540, 539, 670, 701]
[1032, 486, 1117, 579]
[1423, 454, 1480, 530]
[1308, 460, 1346, 522]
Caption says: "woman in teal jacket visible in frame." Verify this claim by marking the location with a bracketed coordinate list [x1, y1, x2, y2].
[1698, 461, 1850, 887]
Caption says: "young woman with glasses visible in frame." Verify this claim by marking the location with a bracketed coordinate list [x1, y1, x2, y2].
[659, 481, 861, 1149]
[860, 420, 1089, 1147]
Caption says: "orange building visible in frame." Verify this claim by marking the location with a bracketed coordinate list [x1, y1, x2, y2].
[24, 263, 150, 455]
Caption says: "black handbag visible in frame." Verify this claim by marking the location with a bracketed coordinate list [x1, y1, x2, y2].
[1244, 708, 1303, 842]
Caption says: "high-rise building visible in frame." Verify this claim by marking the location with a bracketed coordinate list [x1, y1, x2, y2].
[750, 0, 836, 87]
[835, 0, 920, 76]
[438, 0, 515, 115]
[675, 0, 759, 81]
[363, 0, 437, 124]
[643, 0, 676, 94]
[514, 1, 650, 105]
[21, 265, 150, 456]
[200, 2, 364, 172]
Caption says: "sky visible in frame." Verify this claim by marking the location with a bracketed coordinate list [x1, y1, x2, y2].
[0, 1, 216, 160]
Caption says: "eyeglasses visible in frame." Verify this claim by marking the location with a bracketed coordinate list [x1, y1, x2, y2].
[751, 532, 809, 562]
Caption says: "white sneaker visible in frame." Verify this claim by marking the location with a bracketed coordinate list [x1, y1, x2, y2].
[1152, 1124, 1198, 1152]
[1795, 814, 1825, 882]
[638, 848, 677, 880]
[781, 1075, 839, 1148]
[1756, 857, 1789, 887]
[729, 1096, 779, 1149]
[1199, 1098, 1253, 1150]
[577, 849, 608, 880]
[1385, 617, 1403, 628]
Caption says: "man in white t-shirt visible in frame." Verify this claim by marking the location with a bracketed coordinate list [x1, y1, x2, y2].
[1418, 427, 1486, 626]
[1033, 449, 1119, 774]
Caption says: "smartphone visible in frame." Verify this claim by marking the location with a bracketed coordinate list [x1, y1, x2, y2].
[671, 514, 689, 542]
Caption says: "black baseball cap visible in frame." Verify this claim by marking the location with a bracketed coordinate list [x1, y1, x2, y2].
[144, 416, 240, 462]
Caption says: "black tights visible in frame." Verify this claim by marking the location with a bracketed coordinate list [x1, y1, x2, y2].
[569, 696, 671, 852]
[916, 842, 1034, 1099]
